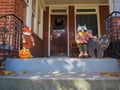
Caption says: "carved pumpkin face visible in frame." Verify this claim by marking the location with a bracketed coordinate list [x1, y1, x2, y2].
[19, 48, 31, 59]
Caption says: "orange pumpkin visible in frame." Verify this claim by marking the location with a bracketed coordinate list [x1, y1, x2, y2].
[19, 48, 31, 59]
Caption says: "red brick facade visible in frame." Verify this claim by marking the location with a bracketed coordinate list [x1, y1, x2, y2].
[99, 5, 109, 35]
[0, 1, 110, 57]
[0, 0, 25, 20]
[14, 0, 26, 20]
[0, 0, 44, 58]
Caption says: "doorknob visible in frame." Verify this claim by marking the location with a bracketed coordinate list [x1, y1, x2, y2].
[50, 35, 52, 40]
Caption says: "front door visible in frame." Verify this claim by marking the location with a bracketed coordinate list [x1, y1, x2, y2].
[50, 15, 67, 56]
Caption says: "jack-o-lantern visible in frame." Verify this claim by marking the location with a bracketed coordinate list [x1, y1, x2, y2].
[19, 48, 31, 59]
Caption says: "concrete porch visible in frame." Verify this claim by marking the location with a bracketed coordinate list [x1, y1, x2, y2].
[0, 57, 120, 90]
[5, 57, 120, 73]
[0, 71, 120, 90]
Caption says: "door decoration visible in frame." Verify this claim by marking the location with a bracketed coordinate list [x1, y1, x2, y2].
[54, 17, 64, 29]
[18, 26, 35, 58]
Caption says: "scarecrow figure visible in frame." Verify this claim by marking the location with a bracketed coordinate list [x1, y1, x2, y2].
[75, 25, 93, 58]
[22, 26, 35, 50]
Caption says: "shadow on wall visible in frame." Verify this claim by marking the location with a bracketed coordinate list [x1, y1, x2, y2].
[30, 33, 43, 57]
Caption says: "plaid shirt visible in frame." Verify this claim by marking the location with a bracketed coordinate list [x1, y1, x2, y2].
[76, 32, 93, 43]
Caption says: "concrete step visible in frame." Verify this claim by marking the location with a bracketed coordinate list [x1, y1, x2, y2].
[5, 57, 120, 73]
[0, 72, 120, 90]
[3, 57, 120, 90]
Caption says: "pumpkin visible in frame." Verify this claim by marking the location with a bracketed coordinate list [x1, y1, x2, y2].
[19, 48, 31, 59]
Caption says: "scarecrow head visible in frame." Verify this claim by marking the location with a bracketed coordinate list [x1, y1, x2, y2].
[77, 25, 88, 35]
[22, 27, 32, 35]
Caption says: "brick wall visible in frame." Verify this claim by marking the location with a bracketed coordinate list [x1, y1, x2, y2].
[43, 7, 49, 57]
[0, 0, 15, 16]
[110, 17, 120, 41]
[68, 6, 75, 57]
[0, 0, 25, 20]
[14, 0, 26, 20]
[30, 33, 43, 57]
[69, 6, 75, 40]
[99, 5, 109, 35]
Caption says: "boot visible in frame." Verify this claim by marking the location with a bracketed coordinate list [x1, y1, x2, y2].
[84, 51, 88, 57]
[78, 52, 84, 58]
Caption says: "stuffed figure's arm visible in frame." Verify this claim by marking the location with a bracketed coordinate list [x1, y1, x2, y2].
[30, 35, 35, 46]
[87, 32, 93, 38]
[75, 33, 81, 44]
[22, 35, 26, 43]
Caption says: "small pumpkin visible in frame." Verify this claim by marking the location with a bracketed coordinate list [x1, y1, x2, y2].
[19, 48, 31, 59]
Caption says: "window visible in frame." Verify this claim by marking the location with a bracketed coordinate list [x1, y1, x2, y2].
[75, 6, 98, 36]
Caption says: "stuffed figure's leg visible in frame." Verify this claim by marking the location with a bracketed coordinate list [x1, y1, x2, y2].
[83, 43, 88, 57]
[78, 43, 84, 58]
[79, 51, 84, 57]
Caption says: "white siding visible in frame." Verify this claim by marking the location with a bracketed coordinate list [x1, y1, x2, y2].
[114, 0, 120, 11]
[109, 0, 120, 12]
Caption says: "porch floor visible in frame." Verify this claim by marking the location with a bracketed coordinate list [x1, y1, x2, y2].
[0, 57, 120, 90]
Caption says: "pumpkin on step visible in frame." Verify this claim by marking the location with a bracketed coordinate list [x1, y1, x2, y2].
[19, 48, 31, 59]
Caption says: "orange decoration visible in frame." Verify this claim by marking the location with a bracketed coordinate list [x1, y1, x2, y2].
[82, 32, 87, 35]
[18, 48, 31, 59]
[22, 27, 32, 34]
[78, 31, 87, 36]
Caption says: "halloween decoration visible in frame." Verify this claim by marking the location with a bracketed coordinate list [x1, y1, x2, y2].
[21, 26, 35, 58]
[18, 48, 31, 59]
[76, 25, 93, 58]
[88, 36, 110, 58]
[22, 27, 35, 49]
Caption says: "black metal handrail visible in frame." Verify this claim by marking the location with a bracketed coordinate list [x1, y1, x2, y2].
[105, 11, 120, 36]
[0, 14, 23, 65]
[105, 11, 120, 21]
[105, 11, 120, 58]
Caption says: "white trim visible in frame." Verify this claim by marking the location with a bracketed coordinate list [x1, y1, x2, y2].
[48, 5, 69, 56]
[24, 0, 28, 5]
[33, 0, 37, 33]
[39, 8, 43, 39]
[67, 8, 69, 56]
[96, 6, 101, 38]
[49, 5, 68, 15]
[48, 7, 50, 56]
[109, 0, 114, 13]
[26, 0, 32, 29]
[46, 4, 109, 7]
